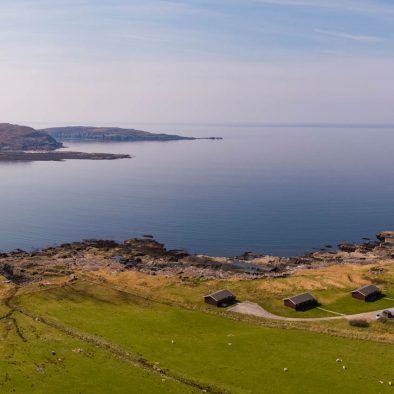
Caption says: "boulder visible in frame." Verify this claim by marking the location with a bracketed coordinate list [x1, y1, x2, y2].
[337, 243, 357, 252]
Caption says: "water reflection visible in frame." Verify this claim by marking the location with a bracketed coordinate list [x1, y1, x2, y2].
[0, 126, 393, 256]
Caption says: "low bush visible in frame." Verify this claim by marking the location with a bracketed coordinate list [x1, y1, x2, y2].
[349, 319, 369, 328]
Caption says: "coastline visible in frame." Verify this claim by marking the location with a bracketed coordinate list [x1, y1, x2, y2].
[1, 231, 393, 284]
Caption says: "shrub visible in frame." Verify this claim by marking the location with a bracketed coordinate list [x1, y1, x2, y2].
[349, 319, 369, 328]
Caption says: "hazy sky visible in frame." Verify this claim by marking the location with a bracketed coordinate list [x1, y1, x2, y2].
[1, 0, 394, 125]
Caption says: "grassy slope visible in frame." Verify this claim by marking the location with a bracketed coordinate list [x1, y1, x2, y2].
[0, 308, 198, 393]
[96, 262, 394, 318]
[16, 281, 394, 394]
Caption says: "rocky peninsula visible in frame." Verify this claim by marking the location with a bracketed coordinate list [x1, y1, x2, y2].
[0, 231, 393, 284]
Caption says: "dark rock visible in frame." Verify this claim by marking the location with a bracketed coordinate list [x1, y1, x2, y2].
[338, 243, 357, 252]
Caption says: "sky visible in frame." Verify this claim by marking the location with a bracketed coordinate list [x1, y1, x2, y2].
[1, 0, 394, 125]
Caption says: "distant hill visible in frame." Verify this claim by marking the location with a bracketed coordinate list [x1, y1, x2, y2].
[0, 123, 62, 151]
[41, 126, 197, 142]
[0, 123, 221, 157]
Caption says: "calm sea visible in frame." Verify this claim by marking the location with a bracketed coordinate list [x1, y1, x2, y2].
[1, 124, 394, 256]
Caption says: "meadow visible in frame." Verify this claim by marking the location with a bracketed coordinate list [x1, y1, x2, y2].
[0, 309, 198, 393]
[10, 279, 394, 394]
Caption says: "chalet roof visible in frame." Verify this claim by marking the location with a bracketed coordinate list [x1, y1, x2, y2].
[352, 284, 381, 297]
[284, 293, 316, 305]
[204, 289, 235, 302]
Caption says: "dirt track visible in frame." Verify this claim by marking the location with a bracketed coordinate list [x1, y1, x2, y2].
[228, 301, 394, 322]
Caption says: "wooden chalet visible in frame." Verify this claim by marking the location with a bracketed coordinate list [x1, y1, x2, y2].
[204, 289, 236, 307]
[283, 293, 317, 311]
[352, 285, 381, 302]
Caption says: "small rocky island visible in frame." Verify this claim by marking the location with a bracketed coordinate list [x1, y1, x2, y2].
[0, 123, 218, 161]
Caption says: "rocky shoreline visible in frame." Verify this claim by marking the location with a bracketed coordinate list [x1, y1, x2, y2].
[0, 231, 393, 284]
[0, 151, 131, 161]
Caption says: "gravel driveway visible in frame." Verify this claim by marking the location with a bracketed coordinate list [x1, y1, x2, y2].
[228, 301, 394, 322]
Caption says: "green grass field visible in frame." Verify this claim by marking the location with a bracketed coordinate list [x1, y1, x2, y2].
[11, 281, 394, 394]
[0, 310, 198, 393]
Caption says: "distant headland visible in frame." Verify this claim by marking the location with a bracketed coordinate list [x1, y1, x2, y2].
[0, 123, 221, 161]
[41, 126, 222, 142]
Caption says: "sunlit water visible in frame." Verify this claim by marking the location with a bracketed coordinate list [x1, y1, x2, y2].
[1, 124, 394, 256]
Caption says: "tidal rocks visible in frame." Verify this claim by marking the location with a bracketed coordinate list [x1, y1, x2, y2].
[1, 230, 394, 283]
